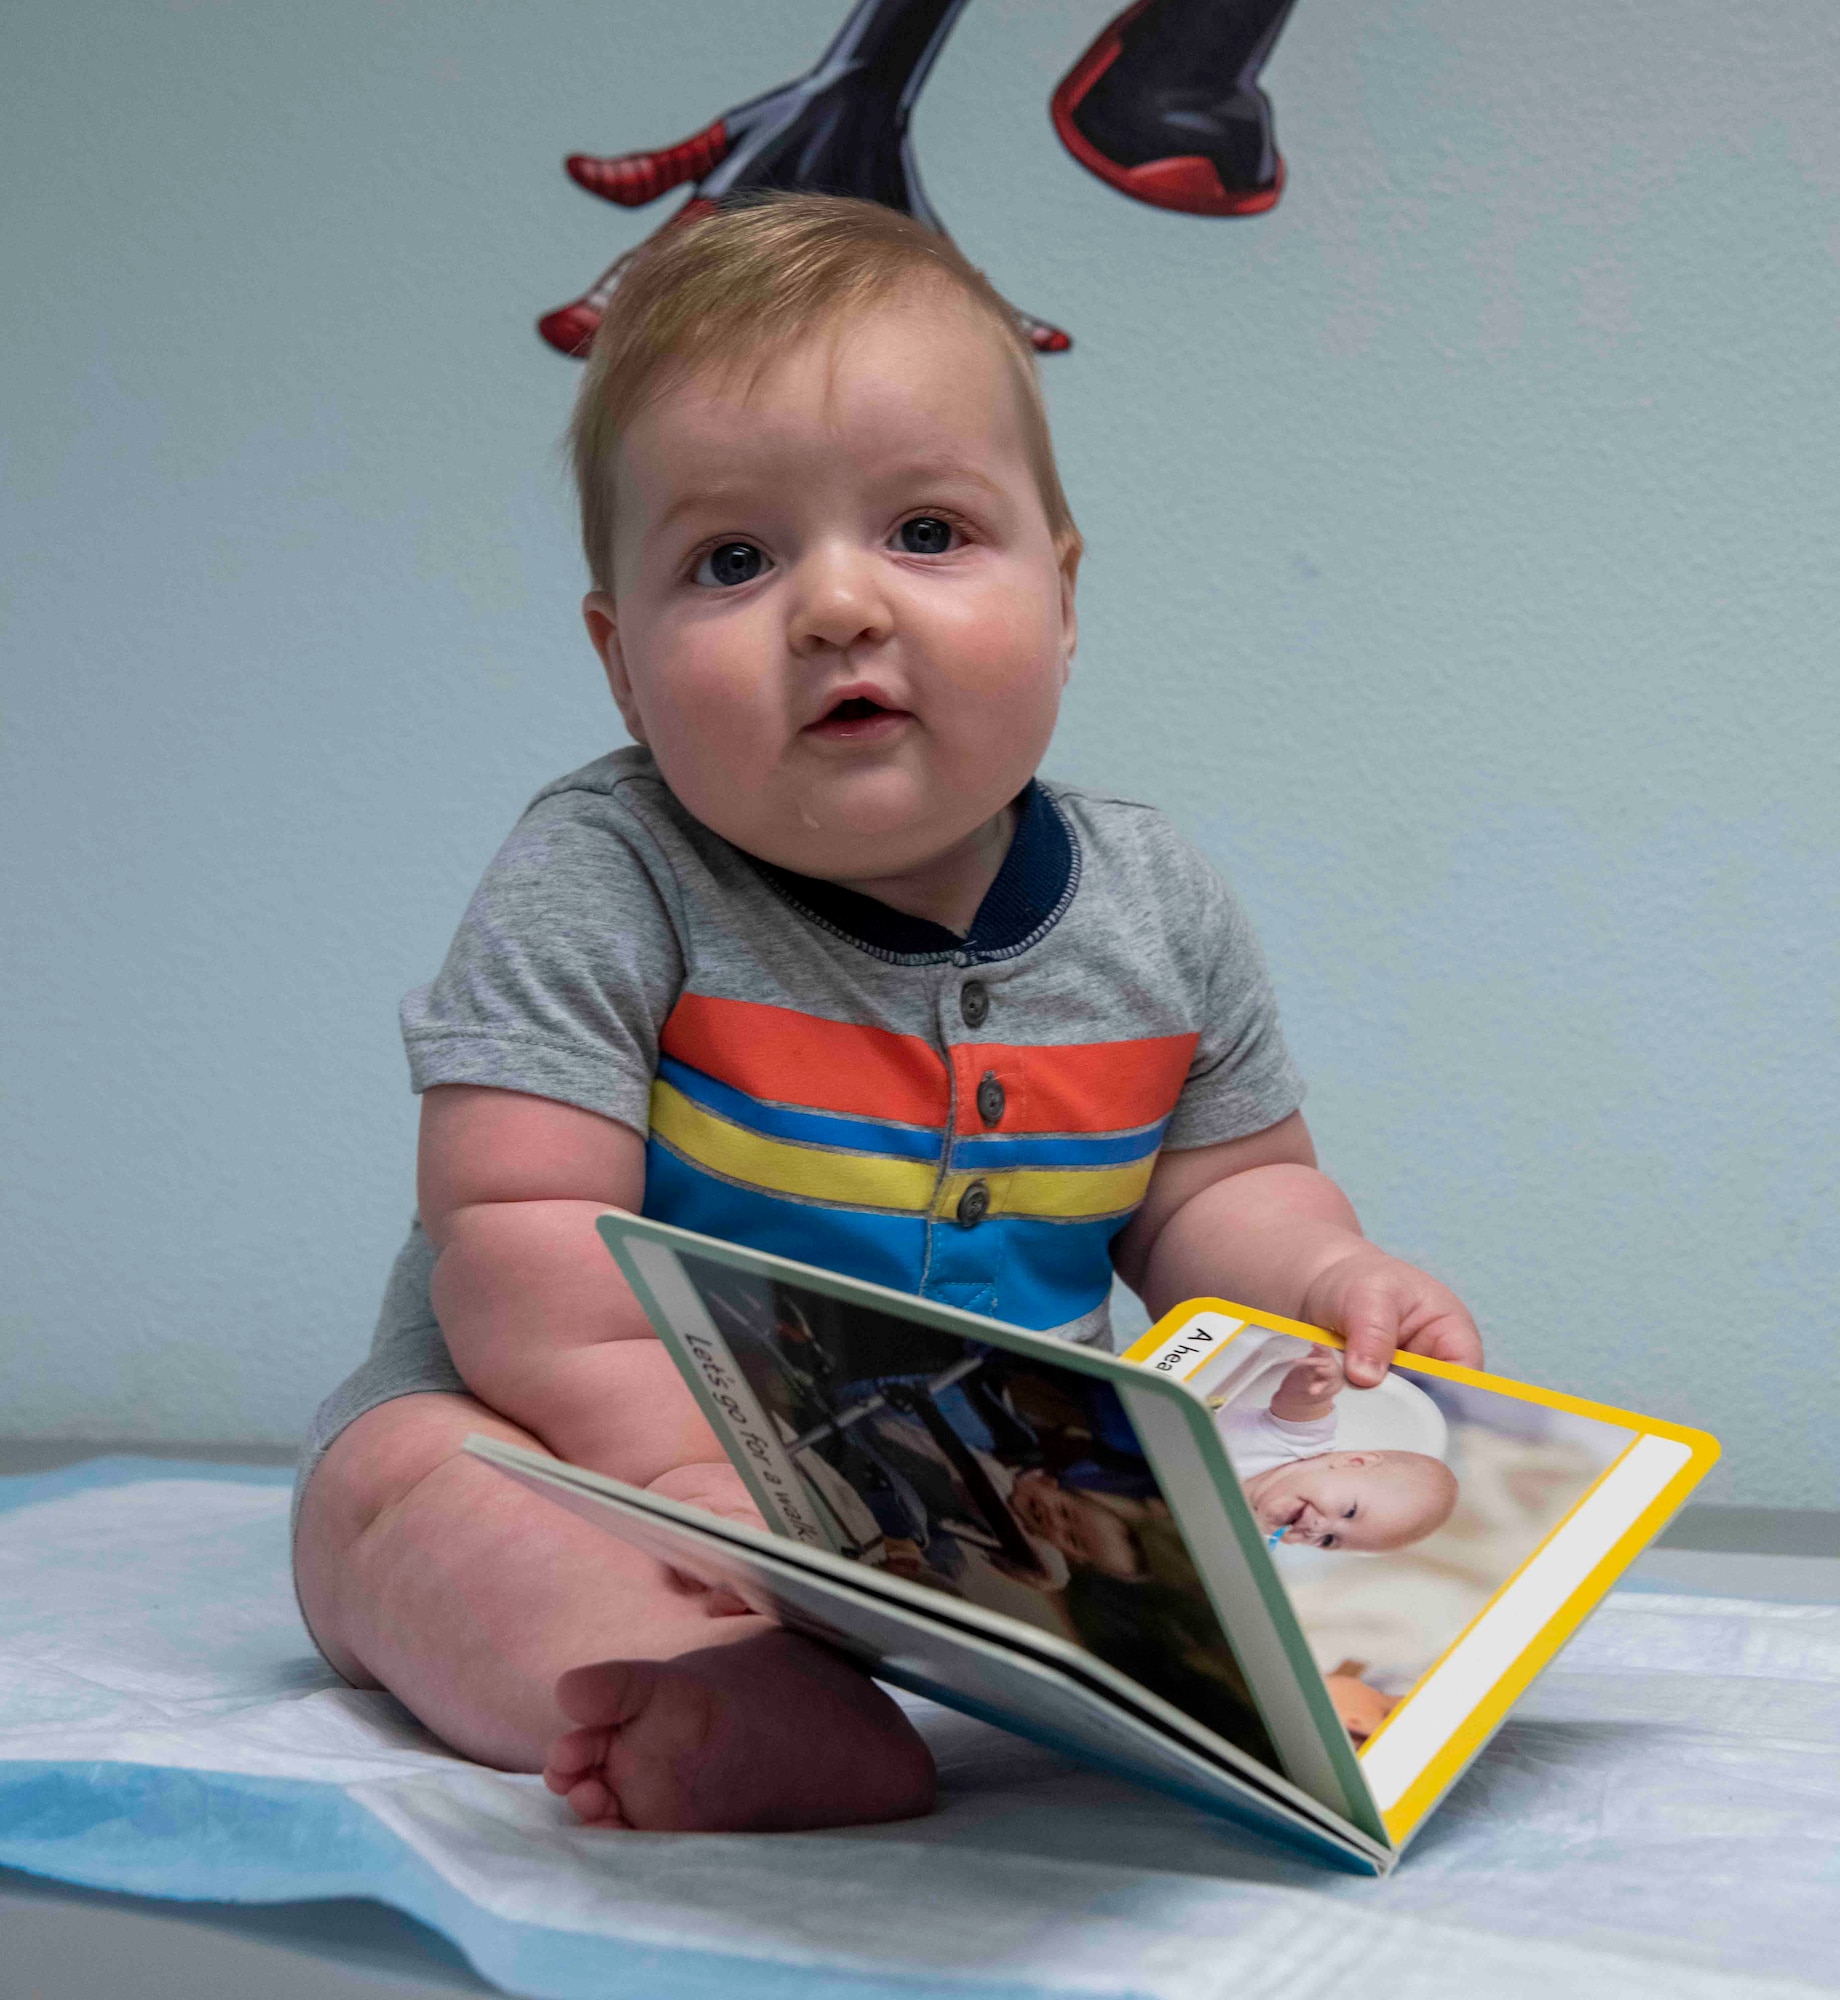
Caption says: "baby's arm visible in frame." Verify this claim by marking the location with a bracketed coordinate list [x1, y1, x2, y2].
[1112, 1112, 1481, 1387]
[1267, 1347, 1344, 1423]
[419, 1083, 751, 1517]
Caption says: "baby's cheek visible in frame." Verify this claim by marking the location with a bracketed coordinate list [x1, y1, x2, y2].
[650, 664, 786, 784]
[953, 625, 1028, 689]
[931, 587, 1057, 694]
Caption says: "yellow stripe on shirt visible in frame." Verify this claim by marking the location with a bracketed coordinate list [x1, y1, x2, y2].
[934, 1158, 1157, 1224]
[649, 1078, 942, 1214]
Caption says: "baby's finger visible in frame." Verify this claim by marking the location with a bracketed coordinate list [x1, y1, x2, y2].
[1337, 1301, 1399, 1388]
[1410, 1313, 1484, 1371]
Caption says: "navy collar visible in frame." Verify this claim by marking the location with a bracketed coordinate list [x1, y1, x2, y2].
[748, 781, 1081, 966]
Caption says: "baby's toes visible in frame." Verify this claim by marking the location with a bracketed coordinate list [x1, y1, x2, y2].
[544, 1727, 632, 1827]
[543, 1722, 610, 1792]
[562, 1771, 629, 1828]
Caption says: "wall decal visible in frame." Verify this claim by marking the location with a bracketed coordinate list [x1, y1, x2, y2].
[539, 0, 1299, 359]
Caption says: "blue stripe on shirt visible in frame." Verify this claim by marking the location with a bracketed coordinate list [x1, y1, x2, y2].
[949, 1123, 1168, 1171]
[644, 1138, 1122, 1333]
[656, 1054, 943, 1161]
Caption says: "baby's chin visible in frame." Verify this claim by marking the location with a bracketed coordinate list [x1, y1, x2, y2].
[757, 775, 1008, 879]
[672, 788, 902, 878]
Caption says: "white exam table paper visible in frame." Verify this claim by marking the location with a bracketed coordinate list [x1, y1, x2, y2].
[1, 1460, 1836, 2000]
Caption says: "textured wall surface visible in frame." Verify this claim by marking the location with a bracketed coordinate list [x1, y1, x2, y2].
[4, 0, 1836, 1500]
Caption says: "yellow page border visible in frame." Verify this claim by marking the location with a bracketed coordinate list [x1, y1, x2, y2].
[1122, 1298, 1720, 1846]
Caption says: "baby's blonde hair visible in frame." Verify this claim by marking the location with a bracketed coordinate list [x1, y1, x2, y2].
[568, 194, 1081, 592]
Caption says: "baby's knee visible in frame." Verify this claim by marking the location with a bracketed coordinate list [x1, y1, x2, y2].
[294, 1391, 539, 1676]
[304, 1395, 467, 1548]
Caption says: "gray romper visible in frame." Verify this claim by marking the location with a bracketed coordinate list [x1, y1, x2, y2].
[297, 748, 1303, 1515]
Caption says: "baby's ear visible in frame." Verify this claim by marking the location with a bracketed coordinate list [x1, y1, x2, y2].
[1055, 534, 1080, 673]
[583, 592, 648, 744]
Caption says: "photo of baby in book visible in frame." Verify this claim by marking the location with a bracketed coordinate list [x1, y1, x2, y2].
[1203, 1326, 1638, 1746]
[1214, 1345, 1459, 1556]
[676, 1249, 1280, 1767]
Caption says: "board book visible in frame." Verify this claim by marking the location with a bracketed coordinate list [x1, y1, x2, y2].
[468, 1211, 1718, 1874]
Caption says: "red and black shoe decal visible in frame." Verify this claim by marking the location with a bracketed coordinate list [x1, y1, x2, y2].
[1050, 0, 1285, 218]
[536, 197, 721, 357]
[565, 121, 734, 207]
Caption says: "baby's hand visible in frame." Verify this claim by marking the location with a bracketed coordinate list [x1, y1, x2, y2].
[1323, 1663, 1399, 1744]
[877, 1537, 930, 1580]
[1269, 1348, 1344, 1422]
[1301, 1248, 1482, 1389]
[648, 1460, 766, 1530]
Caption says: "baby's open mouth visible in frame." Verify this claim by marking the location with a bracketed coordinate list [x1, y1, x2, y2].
[804, 694, 911, 740]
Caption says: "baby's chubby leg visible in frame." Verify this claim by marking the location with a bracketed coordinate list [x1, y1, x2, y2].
[297, 1086, 937, 1827]
[296, 1390, 935, 1829]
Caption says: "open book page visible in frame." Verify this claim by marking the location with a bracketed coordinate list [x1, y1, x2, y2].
[1125, 1304, 1719, 1845]
[465, 1435, 1391, 1875]
[599, 1214, 1377, 1834]
[655, 1240, 1279, 1768]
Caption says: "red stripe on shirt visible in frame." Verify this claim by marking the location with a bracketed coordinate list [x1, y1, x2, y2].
[661, 993, 950, 1126]
[949, 1034, 1198, 1135]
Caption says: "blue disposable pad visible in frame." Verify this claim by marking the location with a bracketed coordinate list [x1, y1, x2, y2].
[2, 1459, 1837, 1999]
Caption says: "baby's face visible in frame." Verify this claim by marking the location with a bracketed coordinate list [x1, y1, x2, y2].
[1010, 1469, 1140, 1577]
[1248, 1451, 1442, 1553]
[587, 292, 1077, 886]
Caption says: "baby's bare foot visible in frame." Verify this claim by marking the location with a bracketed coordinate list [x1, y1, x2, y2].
[543, 1629, 936, 1833]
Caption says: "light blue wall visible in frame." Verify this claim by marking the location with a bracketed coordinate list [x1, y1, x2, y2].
[4, 0, 1836, 1501]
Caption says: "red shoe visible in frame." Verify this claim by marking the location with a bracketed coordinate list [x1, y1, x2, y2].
[535, 298, 603, 359]
[1014, 309, 1072, 356]
[565, 121, 733, 208]
[1051, 0, 1285, 218]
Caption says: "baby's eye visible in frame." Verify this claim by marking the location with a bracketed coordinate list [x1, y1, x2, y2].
[896, 515, 956, 556]
[694, 541, 769, 588]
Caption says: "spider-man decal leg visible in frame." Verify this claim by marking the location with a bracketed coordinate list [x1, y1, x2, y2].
[1052, 0, 1298, 217]
[540, 0, 1072, 358]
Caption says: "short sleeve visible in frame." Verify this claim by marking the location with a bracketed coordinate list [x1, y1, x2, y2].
[1265, 1411, 1337, 1456]
[1218, 1405, 1334, 1481]
[398, 790, 685, 1134]
[1162, 863, 1305, 1150]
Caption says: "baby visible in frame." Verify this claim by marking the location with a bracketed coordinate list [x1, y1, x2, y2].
[292, 194, 1483, 1836]
[876, 1464, 1145, 1596]
[810, 1369, 1143, 1592]
[1216, 1346, 1458, 1552]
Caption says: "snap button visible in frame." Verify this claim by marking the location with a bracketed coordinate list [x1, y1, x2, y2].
[959, 979, 989, 1029]
[976, 1072, 1005, 1127]
[956, 1179, 991, 1227]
